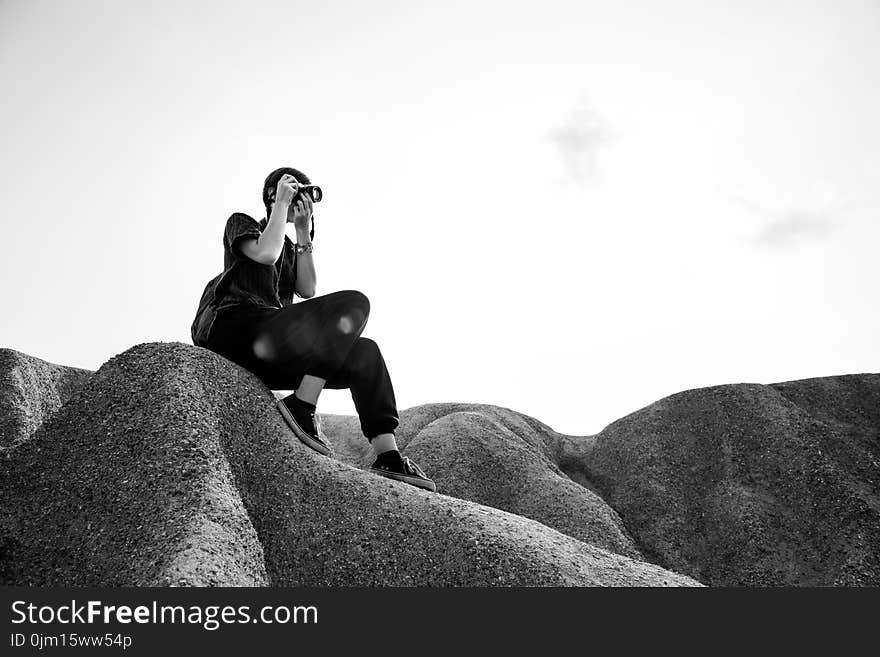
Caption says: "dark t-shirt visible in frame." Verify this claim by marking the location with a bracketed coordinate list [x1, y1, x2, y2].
[191, 212, 299, 347]
[216, 212, 298, 310]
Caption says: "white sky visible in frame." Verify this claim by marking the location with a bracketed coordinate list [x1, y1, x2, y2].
[1, 0, 878, 435]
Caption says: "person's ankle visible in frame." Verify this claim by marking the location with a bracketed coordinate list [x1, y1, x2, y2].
[371, 433, 398, 454]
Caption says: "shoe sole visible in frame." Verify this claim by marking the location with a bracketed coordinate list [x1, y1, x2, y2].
[369, 467, 437, 492]
[276, 399, 332, 457]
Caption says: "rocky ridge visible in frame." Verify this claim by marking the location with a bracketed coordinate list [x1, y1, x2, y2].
[2, 343, 877, 586]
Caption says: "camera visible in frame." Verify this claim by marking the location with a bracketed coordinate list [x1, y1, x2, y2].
[296, 185, 323, 203]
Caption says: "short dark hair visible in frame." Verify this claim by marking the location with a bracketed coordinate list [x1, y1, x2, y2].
[262, 166, 315, 241]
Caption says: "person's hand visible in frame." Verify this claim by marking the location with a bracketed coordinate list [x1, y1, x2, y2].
[275, 174, 298, 207]
[289, 192, 313, 230]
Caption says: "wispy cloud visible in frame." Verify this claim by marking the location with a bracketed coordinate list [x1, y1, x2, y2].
[546, 101, 615, 186]
[733, 188, 845, 249]
[751, 209, 836, 247]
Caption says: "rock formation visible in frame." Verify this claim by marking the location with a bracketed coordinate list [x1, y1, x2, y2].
[577, 375, 880, 585]
[2, 341, 876, 586]
[0, 348, 92, 450]
[0, 343, 697, 587]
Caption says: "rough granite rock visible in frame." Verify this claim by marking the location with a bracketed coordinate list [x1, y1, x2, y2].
[403, 411, 641, 559]
[9, 339, 874, 587]
[396, 402, 561, 457]
[318, 413, 373, 465]
[575, 374, 880, 586]
[321, 402, 562, 468]
[0, 344, 268, 586]
[0, 348, 93, 450]
[321, 402, 641, 559]
[0, 342, 699, 587]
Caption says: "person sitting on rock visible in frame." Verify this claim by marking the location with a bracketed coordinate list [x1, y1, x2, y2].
[191, 166, 436, 492]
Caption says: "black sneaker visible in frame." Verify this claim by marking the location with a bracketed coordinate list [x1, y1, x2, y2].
[369, 453, 437, 492]
[276, 396, 332, 457]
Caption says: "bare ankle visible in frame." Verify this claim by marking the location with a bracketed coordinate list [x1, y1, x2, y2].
[371, 433, 398, 456]
[295, 374, 326, 406]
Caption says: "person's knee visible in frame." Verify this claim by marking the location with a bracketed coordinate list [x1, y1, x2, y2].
[335, 290, 369, 334]
[340, 289, 370, 316]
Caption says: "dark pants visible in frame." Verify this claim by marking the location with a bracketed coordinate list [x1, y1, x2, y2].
[206, 290, 399, 440]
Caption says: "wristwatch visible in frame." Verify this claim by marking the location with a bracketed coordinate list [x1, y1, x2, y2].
[294, 242, 313, 255]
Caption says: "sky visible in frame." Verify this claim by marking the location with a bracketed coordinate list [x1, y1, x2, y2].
[1, 0, 878, 435]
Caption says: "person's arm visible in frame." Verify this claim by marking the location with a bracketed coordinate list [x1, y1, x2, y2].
[238, 174, 298, 264]
[292, 197, 316, 297]
[238, 201, 289, 264]
[293, 225, 316, 298]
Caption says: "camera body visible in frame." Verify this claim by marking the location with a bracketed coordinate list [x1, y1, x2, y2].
[296, 184, 323, 203]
